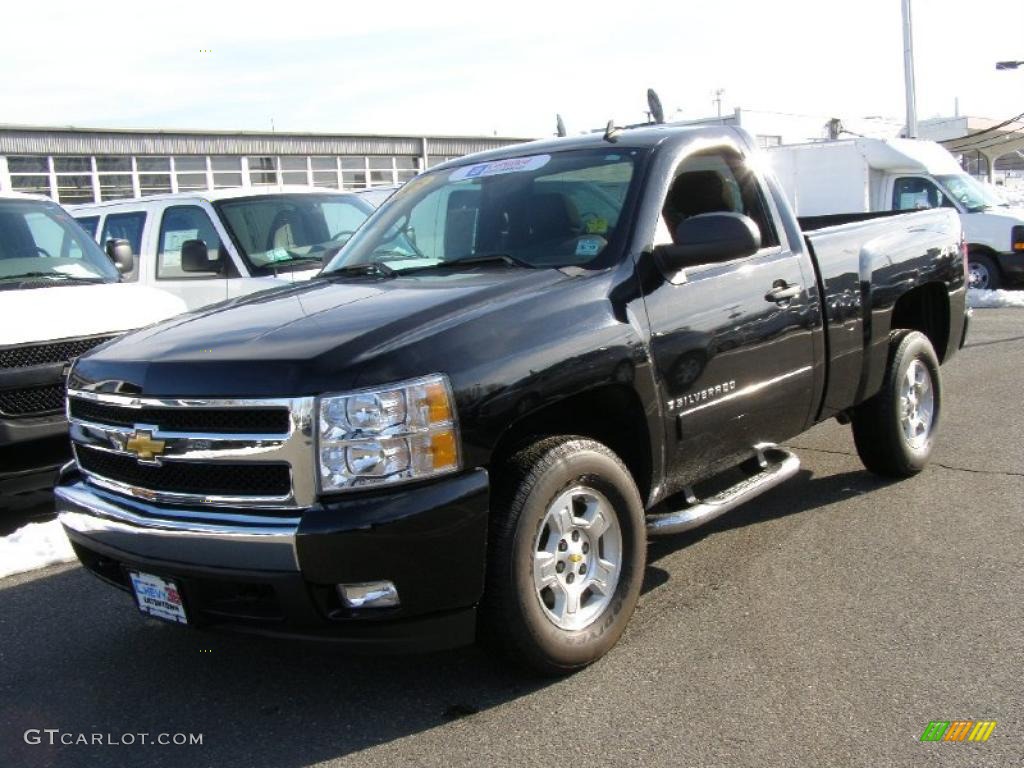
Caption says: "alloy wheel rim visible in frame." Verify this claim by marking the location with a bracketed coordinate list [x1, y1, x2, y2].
[532, 486, 622, 631]
[899, 359, 935, 450]
[968, 261, 989, 289]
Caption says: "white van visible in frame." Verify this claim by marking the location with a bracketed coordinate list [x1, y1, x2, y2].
[0, 192, 186, 504]
[770, 138, 1024, 289]
[72, 188, 375, 310]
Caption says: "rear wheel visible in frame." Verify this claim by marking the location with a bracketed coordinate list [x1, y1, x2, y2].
[481, 436, 646, 675]
[968, 252, 1001, 290]
[851, 330, 941, 477]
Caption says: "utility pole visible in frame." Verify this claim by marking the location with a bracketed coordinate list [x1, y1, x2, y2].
[901, 0, 918, 138]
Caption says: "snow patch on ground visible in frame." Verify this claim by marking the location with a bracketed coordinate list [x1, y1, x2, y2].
[968, 288, 1024, 309]
[996, 185, 1024, 207]
[0, 519, 75, 579]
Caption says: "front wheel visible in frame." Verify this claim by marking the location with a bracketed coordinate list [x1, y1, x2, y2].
[968, 252, 1001, 290]
[851, 330, 941, 477]
[481, 436, 646, 675]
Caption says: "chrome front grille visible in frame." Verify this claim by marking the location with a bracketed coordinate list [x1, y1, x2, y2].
[67, 390, 317, 509]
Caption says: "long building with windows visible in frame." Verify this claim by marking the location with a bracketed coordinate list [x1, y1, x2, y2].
[0, 125, 530, 205]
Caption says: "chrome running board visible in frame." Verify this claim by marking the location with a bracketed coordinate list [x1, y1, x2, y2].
[646, 444, 800, 537]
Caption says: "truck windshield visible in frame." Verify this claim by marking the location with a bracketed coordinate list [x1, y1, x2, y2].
[325, 148, 646, 275]
[0, 198, 119, 287]
[935, 174, 1007, 213]
[215, 194, 375, 275]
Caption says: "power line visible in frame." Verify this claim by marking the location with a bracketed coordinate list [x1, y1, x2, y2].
[944, 128, 1024, 156]
[940, 110, 1024, 150]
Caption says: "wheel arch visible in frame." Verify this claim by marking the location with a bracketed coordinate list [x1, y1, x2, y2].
[890, 282, 951, 362]
[489, 384, 655, 507]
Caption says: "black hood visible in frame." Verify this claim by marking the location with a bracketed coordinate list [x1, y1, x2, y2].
[71, 269, 570, 397]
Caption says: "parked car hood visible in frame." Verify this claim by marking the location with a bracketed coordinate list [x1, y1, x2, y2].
[71, 269, 570, 397]
[0, 283, 187, 347]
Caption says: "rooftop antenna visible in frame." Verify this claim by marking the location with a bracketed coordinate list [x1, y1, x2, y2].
[647, 88, 665, 124]
[556, 114, 567, 137]
[603, 120, 621, 143]
[713, 89, 725, 119]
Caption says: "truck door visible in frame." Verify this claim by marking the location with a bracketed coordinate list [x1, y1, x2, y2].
[642, 146, 816, 492]
[152, 203, 231, 310]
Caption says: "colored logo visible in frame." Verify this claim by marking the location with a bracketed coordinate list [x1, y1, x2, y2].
[920, 720, 996, 742]
[125, 429, 166, 461]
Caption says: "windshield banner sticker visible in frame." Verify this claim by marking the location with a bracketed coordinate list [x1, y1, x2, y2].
[449, 154, 551, 181]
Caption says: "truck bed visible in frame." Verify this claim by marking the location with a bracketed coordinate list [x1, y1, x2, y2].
[800, 208, 963, 420]
[797, 209, 911, 232]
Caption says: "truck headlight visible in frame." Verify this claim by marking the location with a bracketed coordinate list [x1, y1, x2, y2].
[317, 374, 460, 492]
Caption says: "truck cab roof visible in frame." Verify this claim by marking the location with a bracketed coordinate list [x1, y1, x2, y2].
[430, 123, 752, 171]
[67, 185, 363, 212]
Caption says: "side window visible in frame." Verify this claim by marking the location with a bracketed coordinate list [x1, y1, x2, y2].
[658, 150, 779, 250]
[893, 177, 945, 210]
[101, 212, 147, 281]
[75, 216, 100, 238]
[24, 212, 86, 259]
[157, 205, 222, 279]
[101, 212, 146, 256]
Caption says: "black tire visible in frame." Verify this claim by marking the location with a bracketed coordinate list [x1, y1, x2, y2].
[851, 330, 941, 477]
[481, 436, 646, 675]
[968, 252, 1001, 290]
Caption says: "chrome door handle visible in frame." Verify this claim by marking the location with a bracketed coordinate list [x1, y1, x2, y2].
[765, 282, 801, 303]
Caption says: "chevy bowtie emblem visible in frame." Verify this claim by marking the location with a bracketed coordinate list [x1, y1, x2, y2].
[125, 429, 165, 461]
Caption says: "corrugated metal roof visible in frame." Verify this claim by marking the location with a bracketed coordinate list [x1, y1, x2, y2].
[0, 125, 530, 157]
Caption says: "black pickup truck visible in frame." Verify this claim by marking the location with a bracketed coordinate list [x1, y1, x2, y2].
[56, 124, 967, 673]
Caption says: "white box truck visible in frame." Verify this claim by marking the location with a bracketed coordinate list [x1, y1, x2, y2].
[770, 138, 1024, 289]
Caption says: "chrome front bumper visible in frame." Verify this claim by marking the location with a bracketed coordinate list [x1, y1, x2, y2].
[56, 480, 299, 571]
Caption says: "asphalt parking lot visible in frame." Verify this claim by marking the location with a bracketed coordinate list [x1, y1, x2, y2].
[1, 308, 1021, 768]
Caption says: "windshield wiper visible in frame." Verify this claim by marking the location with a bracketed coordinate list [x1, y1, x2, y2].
[403, 253, 535, 273]
[323, 262, 396, 279]
[263, 255, 325, 272]
[448, 253, 533, 268]
[0, 271, 106, 283]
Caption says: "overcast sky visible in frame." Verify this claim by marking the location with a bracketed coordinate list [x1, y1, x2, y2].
[3, 0, 1022, 138]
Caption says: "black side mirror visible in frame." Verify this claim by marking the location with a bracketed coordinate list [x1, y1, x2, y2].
[105, 238, 134, 274]
[654, 212, 761, 274]
[181, 239, 222, 273]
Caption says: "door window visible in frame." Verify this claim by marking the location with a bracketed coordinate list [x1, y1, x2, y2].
[100, 211, 147, 280]
[100, 212, 146, 255]
[75, 215, 100, 238]
[892, 177, 953, 210]
[657, 150, 779, 250]
[157, 205, 222, 278]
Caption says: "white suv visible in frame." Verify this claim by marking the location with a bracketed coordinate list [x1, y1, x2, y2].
[72, 188, 375, 310]
[0, 192, 186, 503]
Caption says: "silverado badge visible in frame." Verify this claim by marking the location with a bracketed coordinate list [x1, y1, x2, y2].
[125, 429, 166, 461]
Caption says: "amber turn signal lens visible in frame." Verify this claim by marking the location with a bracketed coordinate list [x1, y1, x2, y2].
[424, 381, 452, 424]
[430, 429, 458, 470]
